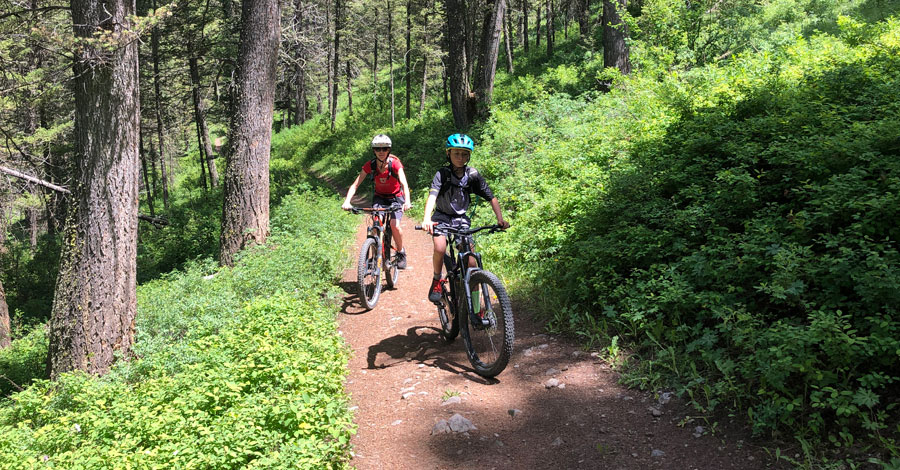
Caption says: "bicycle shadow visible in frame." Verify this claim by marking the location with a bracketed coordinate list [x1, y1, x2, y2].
[366, 326, 498, 385]
[338, 281, 370, 315]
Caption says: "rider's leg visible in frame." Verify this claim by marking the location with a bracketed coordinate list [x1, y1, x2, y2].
[428, 235, 447, 302]
[390, 217, 403, 252]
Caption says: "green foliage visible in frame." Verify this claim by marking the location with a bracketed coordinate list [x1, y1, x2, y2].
[476, 14, 900, 462]
[0, 190, 358, 468]
[0, 324, 47, 397]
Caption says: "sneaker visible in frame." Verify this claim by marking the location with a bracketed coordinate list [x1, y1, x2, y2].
[428, 278, 443, 303]
[396, 249, 407, 269]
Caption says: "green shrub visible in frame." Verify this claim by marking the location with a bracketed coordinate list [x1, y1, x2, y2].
[0, 190, 358, 469]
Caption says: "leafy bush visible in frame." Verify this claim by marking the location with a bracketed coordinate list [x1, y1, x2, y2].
[0, 190, 358, 468]
[478, 15, 900, 454]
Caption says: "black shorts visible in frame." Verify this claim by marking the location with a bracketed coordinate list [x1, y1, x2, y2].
[431, 212, 474, 247]
[373, 194, 404, 222]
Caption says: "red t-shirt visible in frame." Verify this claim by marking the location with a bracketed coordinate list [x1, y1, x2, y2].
[363, 155, 404, 197]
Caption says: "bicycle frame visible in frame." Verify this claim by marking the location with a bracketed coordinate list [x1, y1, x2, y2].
[441, 228, 493, 331]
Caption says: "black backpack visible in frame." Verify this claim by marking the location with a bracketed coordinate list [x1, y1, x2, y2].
[436, 166, 476, 198]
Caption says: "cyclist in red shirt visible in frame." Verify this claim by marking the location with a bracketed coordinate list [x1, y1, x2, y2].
[343, 134, 412, 268]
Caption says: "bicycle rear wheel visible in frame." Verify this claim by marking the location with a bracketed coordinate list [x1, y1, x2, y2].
[357, 237, 382, 309]
[384, 229, 399, 289]
[437, 282, 459, 341]
[462, 270, 514, 377]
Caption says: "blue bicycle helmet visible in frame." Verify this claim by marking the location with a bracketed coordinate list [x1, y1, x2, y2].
[445, 133, 474, 152]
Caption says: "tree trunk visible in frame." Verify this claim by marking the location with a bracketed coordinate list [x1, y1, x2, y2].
[405, 0, 411, 120]
[602, 0, 631, 74]
[388, 0, 396, 127]
[475, 0, 506, 117]
[523, 0, 529, 52]
[0, 279, 9, 348]
[220, 0, 280, 266]
[445, 0, 470, 130]
[419, 1, 430, 116]
[195, 119, 209, 190]
[48, 0, 140, 378]
[346, 60, 353, 117]
[28, 206, 38, 249]
[503, 9, 514, 73]
[535, 0, 541, 48]
[331, 0, 341, 130]
[189, 55, 220, 187]
[373, 13, 379, 102]
[151, 0, 170, 211]
[298, 68, 307, 123]
[576, 0, 590, 39]
[139, 132, 155, 217]
[546, 0, 554, 56]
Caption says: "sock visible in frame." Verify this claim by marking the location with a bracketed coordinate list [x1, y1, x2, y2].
[433, 272, 441, 280]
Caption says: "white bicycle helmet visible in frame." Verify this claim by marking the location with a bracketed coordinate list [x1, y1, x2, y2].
[371, 134, 392, 148]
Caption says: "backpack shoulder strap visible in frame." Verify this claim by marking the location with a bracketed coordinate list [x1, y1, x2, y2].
[368, 156, 399, 180]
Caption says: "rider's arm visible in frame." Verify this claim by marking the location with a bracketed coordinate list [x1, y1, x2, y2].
[489, 197, 510, 229]
[397, 167, 412, 211]
[342, 170, 368, 210]
[422, 193, 438, 233]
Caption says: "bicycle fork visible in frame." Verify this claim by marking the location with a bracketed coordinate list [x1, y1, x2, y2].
[462, 269, 491, 329]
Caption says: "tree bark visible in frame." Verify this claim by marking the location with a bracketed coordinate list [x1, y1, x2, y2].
[189, 55, 219, 187]
[0, 279, 9, 348]
[602, 0, 631, 74]
[535, 0, 541, 48]
[474, 0, 506, 117]
[48, 0, 140, 378]
[445, 0, 470, 130]
[220, 0, 280, 266]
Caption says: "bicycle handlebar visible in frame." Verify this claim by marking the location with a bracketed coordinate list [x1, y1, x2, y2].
[414, 223, 506, 235]
[350, 203, 403, 214]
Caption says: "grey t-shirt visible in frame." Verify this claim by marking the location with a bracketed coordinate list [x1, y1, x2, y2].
[429, 166, 495, 216]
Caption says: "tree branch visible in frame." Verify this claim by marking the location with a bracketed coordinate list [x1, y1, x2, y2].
[0, 165, 70, 194]
[0, 5, 70, 21]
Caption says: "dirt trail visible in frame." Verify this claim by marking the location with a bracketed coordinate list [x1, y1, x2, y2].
[335, 211, 787, 470]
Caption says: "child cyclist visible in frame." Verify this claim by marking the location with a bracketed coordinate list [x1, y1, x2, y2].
[421, 133, 510, 303]
[343, 134, 412, 269]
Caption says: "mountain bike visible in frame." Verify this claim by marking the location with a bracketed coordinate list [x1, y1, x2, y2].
[351, 203, 403, 309]
[415, 223, 514, 377]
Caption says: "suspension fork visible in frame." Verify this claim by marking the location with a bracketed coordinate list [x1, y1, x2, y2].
[460, 251, 489, 328]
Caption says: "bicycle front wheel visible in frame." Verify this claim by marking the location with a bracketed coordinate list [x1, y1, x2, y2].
[462, 270, 514, 377]
[357, 237, 382, 309]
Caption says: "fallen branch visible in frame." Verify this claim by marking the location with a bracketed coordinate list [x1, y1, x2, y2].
[1, 165, 168, 226]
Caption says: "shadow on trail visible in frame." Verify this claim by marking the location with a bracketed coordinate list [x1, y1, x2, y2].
[366, 326, 498, 386]
[338, 281, 370, 315]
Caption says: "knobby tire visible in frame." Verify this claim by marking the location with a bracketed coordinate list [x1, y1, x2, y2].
[462, 270, 514, 377]
[358, 237, 382, 309]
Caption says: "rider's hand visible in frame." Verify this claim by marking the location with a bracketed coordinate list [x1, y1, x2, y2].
[341, 201, 352, 211]
[497, 218, 510, 230]
[422, 219, 435, 234]
[403, 201, 412, 212]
